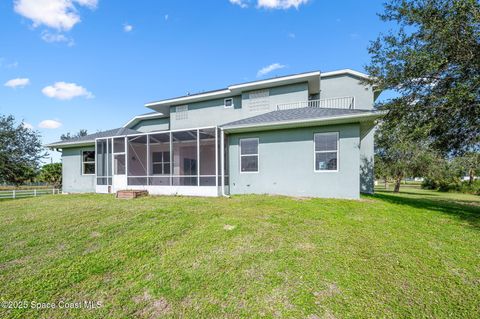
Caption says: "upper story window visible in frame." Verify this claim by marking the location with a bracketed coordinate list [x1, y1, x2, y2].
[248, 89, 269, 112]
[175, 105, 188, 120]
[240, 138, 259, 173]
[314, 132, 338, 172]
[224, 98, 234, 108]
[82, 150, 95, 175]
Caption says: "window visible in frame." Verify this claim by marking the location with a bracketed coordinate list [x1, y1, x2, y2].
[314, 132, 338, 171]
[152, 151, 170, 175]
[240, 138, 259, 173]
[248, 89, 269, 112]
[224, 98, 234, 108]
[82, 150, 95, 175]
[175, 105, 188, 120]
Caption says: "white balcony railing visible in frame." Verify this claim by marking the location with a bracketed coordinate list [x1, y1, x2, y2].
[277, 96, 355, 111]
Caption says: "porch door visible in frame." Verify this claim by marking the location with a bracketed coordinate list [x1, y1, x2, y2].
[112, 137, 127, 192]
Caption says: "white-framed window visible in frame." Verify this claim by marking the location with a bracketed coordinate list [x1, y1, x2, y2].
[224, 98, 234, 108]
[152, 151, 171, 175]
[175, 105, 188, 120]
[82, 150, 95, 175]
[240, 138, 259, 173]
[314, 132, 339, 172]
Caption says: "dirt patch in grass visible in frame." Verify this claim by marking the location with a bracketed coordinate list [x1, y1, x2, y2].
[90, 231, 102, 238]
[223, 224, 236, 231]
[133, 291, 171, 318]
[313, 283, 341, 303]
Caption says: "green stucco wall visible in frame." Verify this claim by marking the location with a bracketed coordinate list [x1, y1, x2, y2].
[61, 146, 96, 193]
[170, 82, 308, 130]
[227, 124, 361, 199]
[320, 74, 375, 110]
[132, 117, 170, 132]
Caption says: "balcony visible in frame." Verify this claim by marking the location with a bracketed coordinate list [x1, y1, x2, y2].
[276, 96, 355, 111]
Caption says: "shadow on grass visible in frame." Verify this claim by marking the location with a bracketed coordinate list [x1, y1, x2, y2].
[377, 189, 442, 197]
[366, 192, 480, 230]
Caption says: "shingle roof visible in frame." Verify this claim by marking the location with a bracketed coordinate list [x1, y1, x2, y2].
[46, 127, 139, 148]
[221, 107, 377, 128]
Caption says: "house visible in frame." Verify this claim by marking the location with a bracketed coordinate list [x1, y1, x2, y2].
[47, 69, 383, 199]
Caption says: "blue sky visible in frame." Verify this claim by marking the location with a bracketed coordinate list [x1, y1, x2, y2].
[0, 0, 392, 162]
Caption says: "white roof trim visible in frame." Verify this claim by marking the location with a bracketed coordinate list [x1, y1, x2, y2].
[145, 89, 231, 107]
[228, 71, 320, 90]
[222, 111, 384, 133]
[123, 112, 167, 128]
[45, 140, 95, 149]
[145, 71, 321, 109]
[321, 69, 370, 79]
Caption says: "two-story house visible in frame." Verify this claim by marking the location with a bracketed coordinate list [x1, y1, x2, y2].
[47, 69, 383, 199]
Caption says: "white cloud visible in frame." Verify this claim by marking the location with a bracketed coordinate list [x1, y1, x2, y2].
[257, 0, 309, 9]
[42, 82, 94, 100]
[164, 14, 169, 21]
[257, 63, 286, 77]
[123, 24, 133, 32]
[39, 119, 62, 129]
[229, 0, 309, 9]
[13, 0, 98, 31]
[229, 0, 248, 8]
[4, 78, 30, 88]
[22, 122, 34, 129]
[41, 31, 74, 46]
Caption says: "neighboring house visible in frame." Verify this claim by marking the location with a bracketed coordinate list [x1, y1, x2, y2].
[47, 69, 383, 199]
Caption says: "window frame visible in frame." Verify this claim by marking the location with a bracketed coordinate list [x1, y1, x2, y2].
[224, 98, 234, 108]
[239, 138, 259, 174]
[313, 132, 339, 173]
[152, 151, 171, 175]
[81, 149, 96, 175]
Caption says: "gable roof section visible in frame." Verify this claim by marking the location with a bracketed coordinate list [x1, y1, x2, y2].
[221, 107, 384, 133]
[144, 69, 371, 113]
[123, 111, 168, 128]
[145, 71, 321, 112]
[46, 127, 139, 149]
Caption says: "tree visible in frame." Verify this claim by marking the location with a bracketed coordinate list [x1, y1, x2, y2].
[453, 152, 480, 184]
[0, 115, 47, 185]
[375, 120, 436, 192]
[60, 129, 88, 141]
[366, 0, 480, 155]
[38, 163, 62, 188]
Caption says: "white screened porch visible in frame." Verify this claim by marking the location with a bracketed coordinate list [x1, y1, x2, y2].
[95, 126, 227, 197]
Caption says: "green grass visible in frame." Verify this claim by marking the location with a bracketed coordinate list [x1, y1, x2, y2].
[0, 190, 479, 318]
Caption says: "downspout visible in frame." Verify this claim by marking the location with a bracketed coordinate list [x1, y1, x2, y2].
[318, 70, 322, 100]
[220, 127, 229, 197]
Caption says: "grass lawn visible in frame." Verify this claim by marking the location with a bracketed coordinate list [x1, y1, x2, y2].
[0, 189, 479, 318]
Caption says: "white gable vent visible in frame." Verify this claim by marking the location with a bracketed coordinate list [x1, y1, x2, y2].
[175, 105, 188, 120]
[248, 89, 269, 112]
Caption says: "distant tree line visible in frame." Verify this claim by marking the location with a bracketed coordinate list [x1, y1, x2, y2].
[0, 113, 85, 188]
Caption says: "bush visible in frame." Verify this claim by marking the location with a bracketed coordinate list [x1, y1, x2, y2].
[422, 178, 480, 195]
[458, 180, 480, 195]
[421, 178, 438, 190]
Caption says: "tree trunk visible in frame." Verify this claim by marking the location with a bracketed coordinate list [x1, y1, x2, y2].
[393, 174, 403, 193]
[469, 168, 474, 185]
[384, 177, 388, 190]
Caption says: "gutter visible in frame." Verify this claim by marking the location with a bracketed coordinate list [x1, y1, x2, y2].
[44, 140, 95, 150]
